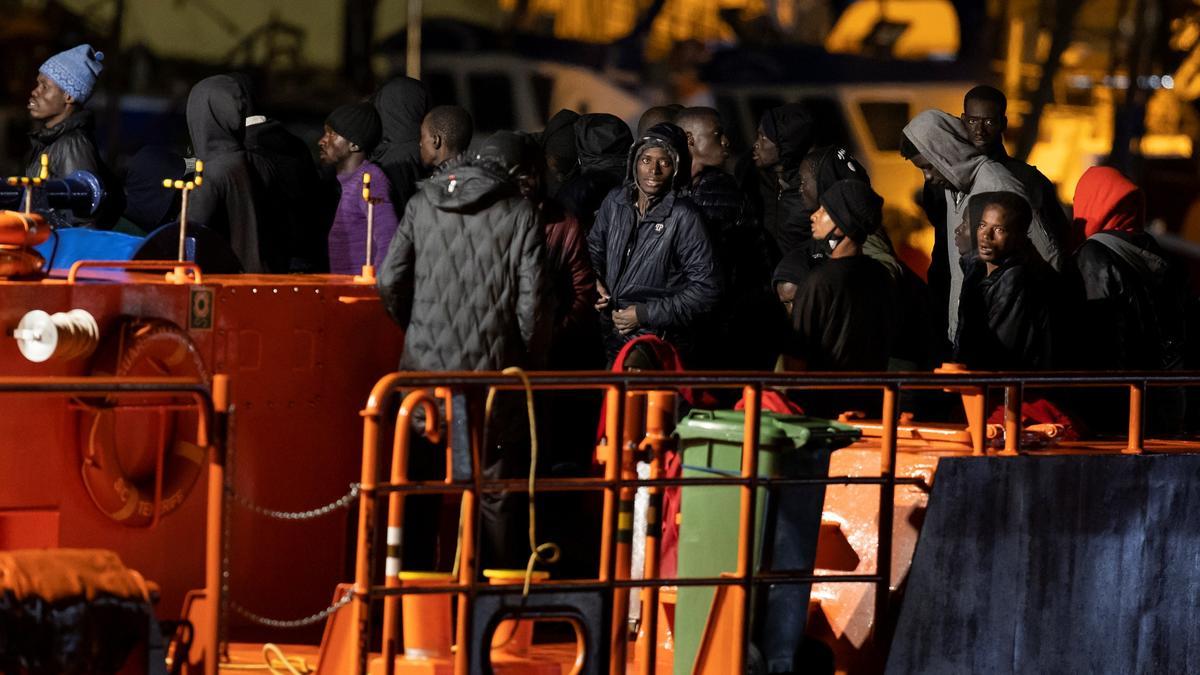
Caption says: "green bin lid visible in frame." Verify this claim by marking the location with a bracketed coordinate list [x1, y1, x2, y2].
[676, 409, 860, 450]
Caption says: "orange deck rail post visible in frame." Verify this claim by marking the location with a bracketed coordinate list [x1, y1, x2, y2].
[636, 390, 674, 675]
[1125, 382, 1146, 454]
[733, 384, 762, 673]
[874, 384, 899, 647]
[1001, 384, 1022, 456]
[381, 391, 442, 674]
[610, 391, 644, 674]
[203, 374, 229, 675]
[352, 397, 382, 675]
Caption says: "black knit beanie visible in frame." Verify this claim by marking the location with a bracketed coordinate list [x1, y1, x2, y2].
[326, 102, 383, 154]
[820, 179, 883, 244]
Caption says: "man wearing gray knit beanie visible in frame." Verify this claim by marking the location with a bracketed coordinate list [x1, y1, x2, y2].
[25, 44, 119, 227]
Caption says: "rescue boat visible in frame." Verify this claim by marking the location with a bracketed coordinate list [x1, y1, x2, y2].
[0, 167, 1195, 675]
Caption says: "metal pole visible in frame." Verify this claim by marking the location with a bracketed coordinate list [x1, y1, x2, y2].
[1125, 382, 1146, 454]
[204, 374, 230, 675]
[873, 384, 899, 647]
[734, 384, 762, 673]
[1002, 384, 1022, 456]
[406, 0, 422, 79]
[352, 399, 382, 675]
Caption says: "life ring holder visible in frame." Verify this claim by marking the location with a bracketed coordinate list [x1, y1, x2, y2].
[78, 318, 209, 528]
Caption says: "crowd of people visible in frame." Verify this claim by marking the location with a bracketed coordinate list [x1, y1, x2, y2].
[23, 45, 1192, 422]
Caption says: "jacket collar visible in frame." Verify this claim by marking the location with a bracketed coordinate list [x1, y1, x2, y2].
[622, 186, 677, 222]
[29, 110, 93, 145]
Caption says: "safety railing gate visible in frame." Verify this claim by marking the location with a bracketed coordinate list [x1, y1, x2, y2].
[345, 369, 1198, 675]
[0, 374, 229, 675]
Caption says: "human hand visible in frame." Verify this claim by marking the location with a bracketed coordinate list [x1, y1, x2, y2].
[612, 306, 640, 335]
[595, 281, 611, 311]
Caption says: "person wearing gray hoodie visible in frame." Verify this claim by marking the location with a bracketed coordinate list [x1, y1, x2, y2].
[185, 74, 264, 272]
[901, 109, 1062, 344]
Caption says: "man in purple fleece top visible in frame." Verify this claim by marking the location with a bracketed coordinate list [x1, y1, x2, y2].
[319, 102, 399, 274]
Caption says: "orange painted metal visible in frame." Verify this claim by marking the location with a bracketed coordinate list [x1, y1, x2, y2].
[635, 390, 673, 675]
[204, 374, 228, 675]
[397, 572, 456, 659]
[381, 391, 442, 673]
[1002, 384, 1022, 455]
[67, 259, 202, 284]
[609, 390, 643, 674]
[731, 384, 761, 674]
[1125, 383, 1145, 454]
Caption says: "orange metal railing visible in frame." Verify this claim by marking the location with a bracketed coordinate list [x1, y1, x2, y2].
[344, 369, 1196, 674]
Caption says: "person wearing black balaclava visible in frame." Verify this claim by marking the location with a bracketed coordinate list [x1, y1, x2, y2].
[557, 113, 633, 231]
[742, 103, 815, 262]
[539, 108, 579, 198]
[784, 179, 895, 373]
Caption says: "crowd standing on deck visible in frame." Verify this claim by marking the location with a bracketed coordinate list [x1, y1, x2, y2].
[21, 44, 1195, 420]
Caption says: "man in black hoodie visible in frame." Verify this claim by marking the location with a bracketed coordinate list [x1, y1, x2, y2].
[744, 103, 816, 261]
[557, 113, 633, 231]
[587, 122, 721, 365]
[371, 76, 430, 214]
[185, 74, 265, 272]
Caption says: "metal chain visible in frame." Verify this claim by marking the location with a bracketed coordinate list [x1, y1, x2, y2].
[229, 589, 353, 629]
[225, 482, 360, 521]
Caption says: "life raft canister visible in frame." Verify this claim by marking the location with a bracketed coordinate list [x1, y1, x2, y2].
[79, 318, 209, 526]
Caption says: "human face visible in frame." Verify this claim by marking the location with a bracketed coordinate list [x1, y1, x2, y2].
[961, 99, 1006, 153]
[910, 153, 953, 190]
[687, 115, 729, 170]
[954, 210, 972, 256]
[976, 204, 1025, 266]
[776, 281, 798, 315]
[516, 171, 539, 200]
[798, 157, 819, 210]
[419, 119, 438, 168]
[810, 205, 840, 240]
[28, 73, 71, 126]
[636, 146, 674, 197]
[752, 125, 779, 169]
[317, 125, 353, 166]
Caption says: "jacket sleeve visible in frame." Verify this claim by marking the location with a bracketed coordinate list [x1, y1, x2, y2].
[377, 196, 417, 327]
[516, 205, 552, 361]
[636, 208, 722, 329]
[560, 216, 598, 332]
[49, 134, 101, 178]
[586, 198, 611, 284]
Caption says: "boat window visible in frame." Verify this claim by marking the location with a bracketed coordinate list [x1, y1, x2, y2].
[858, 101, 911, 152]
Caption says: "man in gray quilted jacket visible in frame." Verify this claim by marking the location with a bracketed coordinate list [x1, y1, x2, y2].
[378, 149, 551, 571]
[378, 154, 550, 371]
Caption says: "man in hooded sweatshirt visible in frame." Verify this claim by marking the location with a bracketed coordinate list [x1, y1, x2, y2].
[185, 74, 265, 272]
[234, 73, 326, 272]
[370, 76, 430, 214]
[539, 108, 580, 199]
[556, 113, 634, 231]
[901, 109, 1062, 352]
[26, 44, 122, 227]
[1072, 167, 1186, 374]
[743, 103, 816, 261]
[379, 136, 550, 569]
[587, 122, 721, 365]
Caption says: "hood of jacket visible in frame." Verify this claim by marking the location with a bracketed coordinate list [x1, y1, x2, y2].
[902, 109, 986, 193]
[187, 74, 248, 156]
[576, 113, 632, 176]
[420, 158, 516, 213]
[1074, 166, 1143, 239]
[370, 76, 429, 164]
[761, 103, 814, 169]
[625, 122, 692, 193]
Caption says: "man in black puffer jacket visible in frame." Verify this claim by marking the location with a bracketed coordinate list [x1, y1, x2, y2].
[588, 122, 721, 365]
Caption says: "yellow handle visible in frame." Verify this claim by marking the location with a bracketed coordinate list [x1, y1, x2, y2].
[38, 154, 49, 180]
[361, 172, 371, 201]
